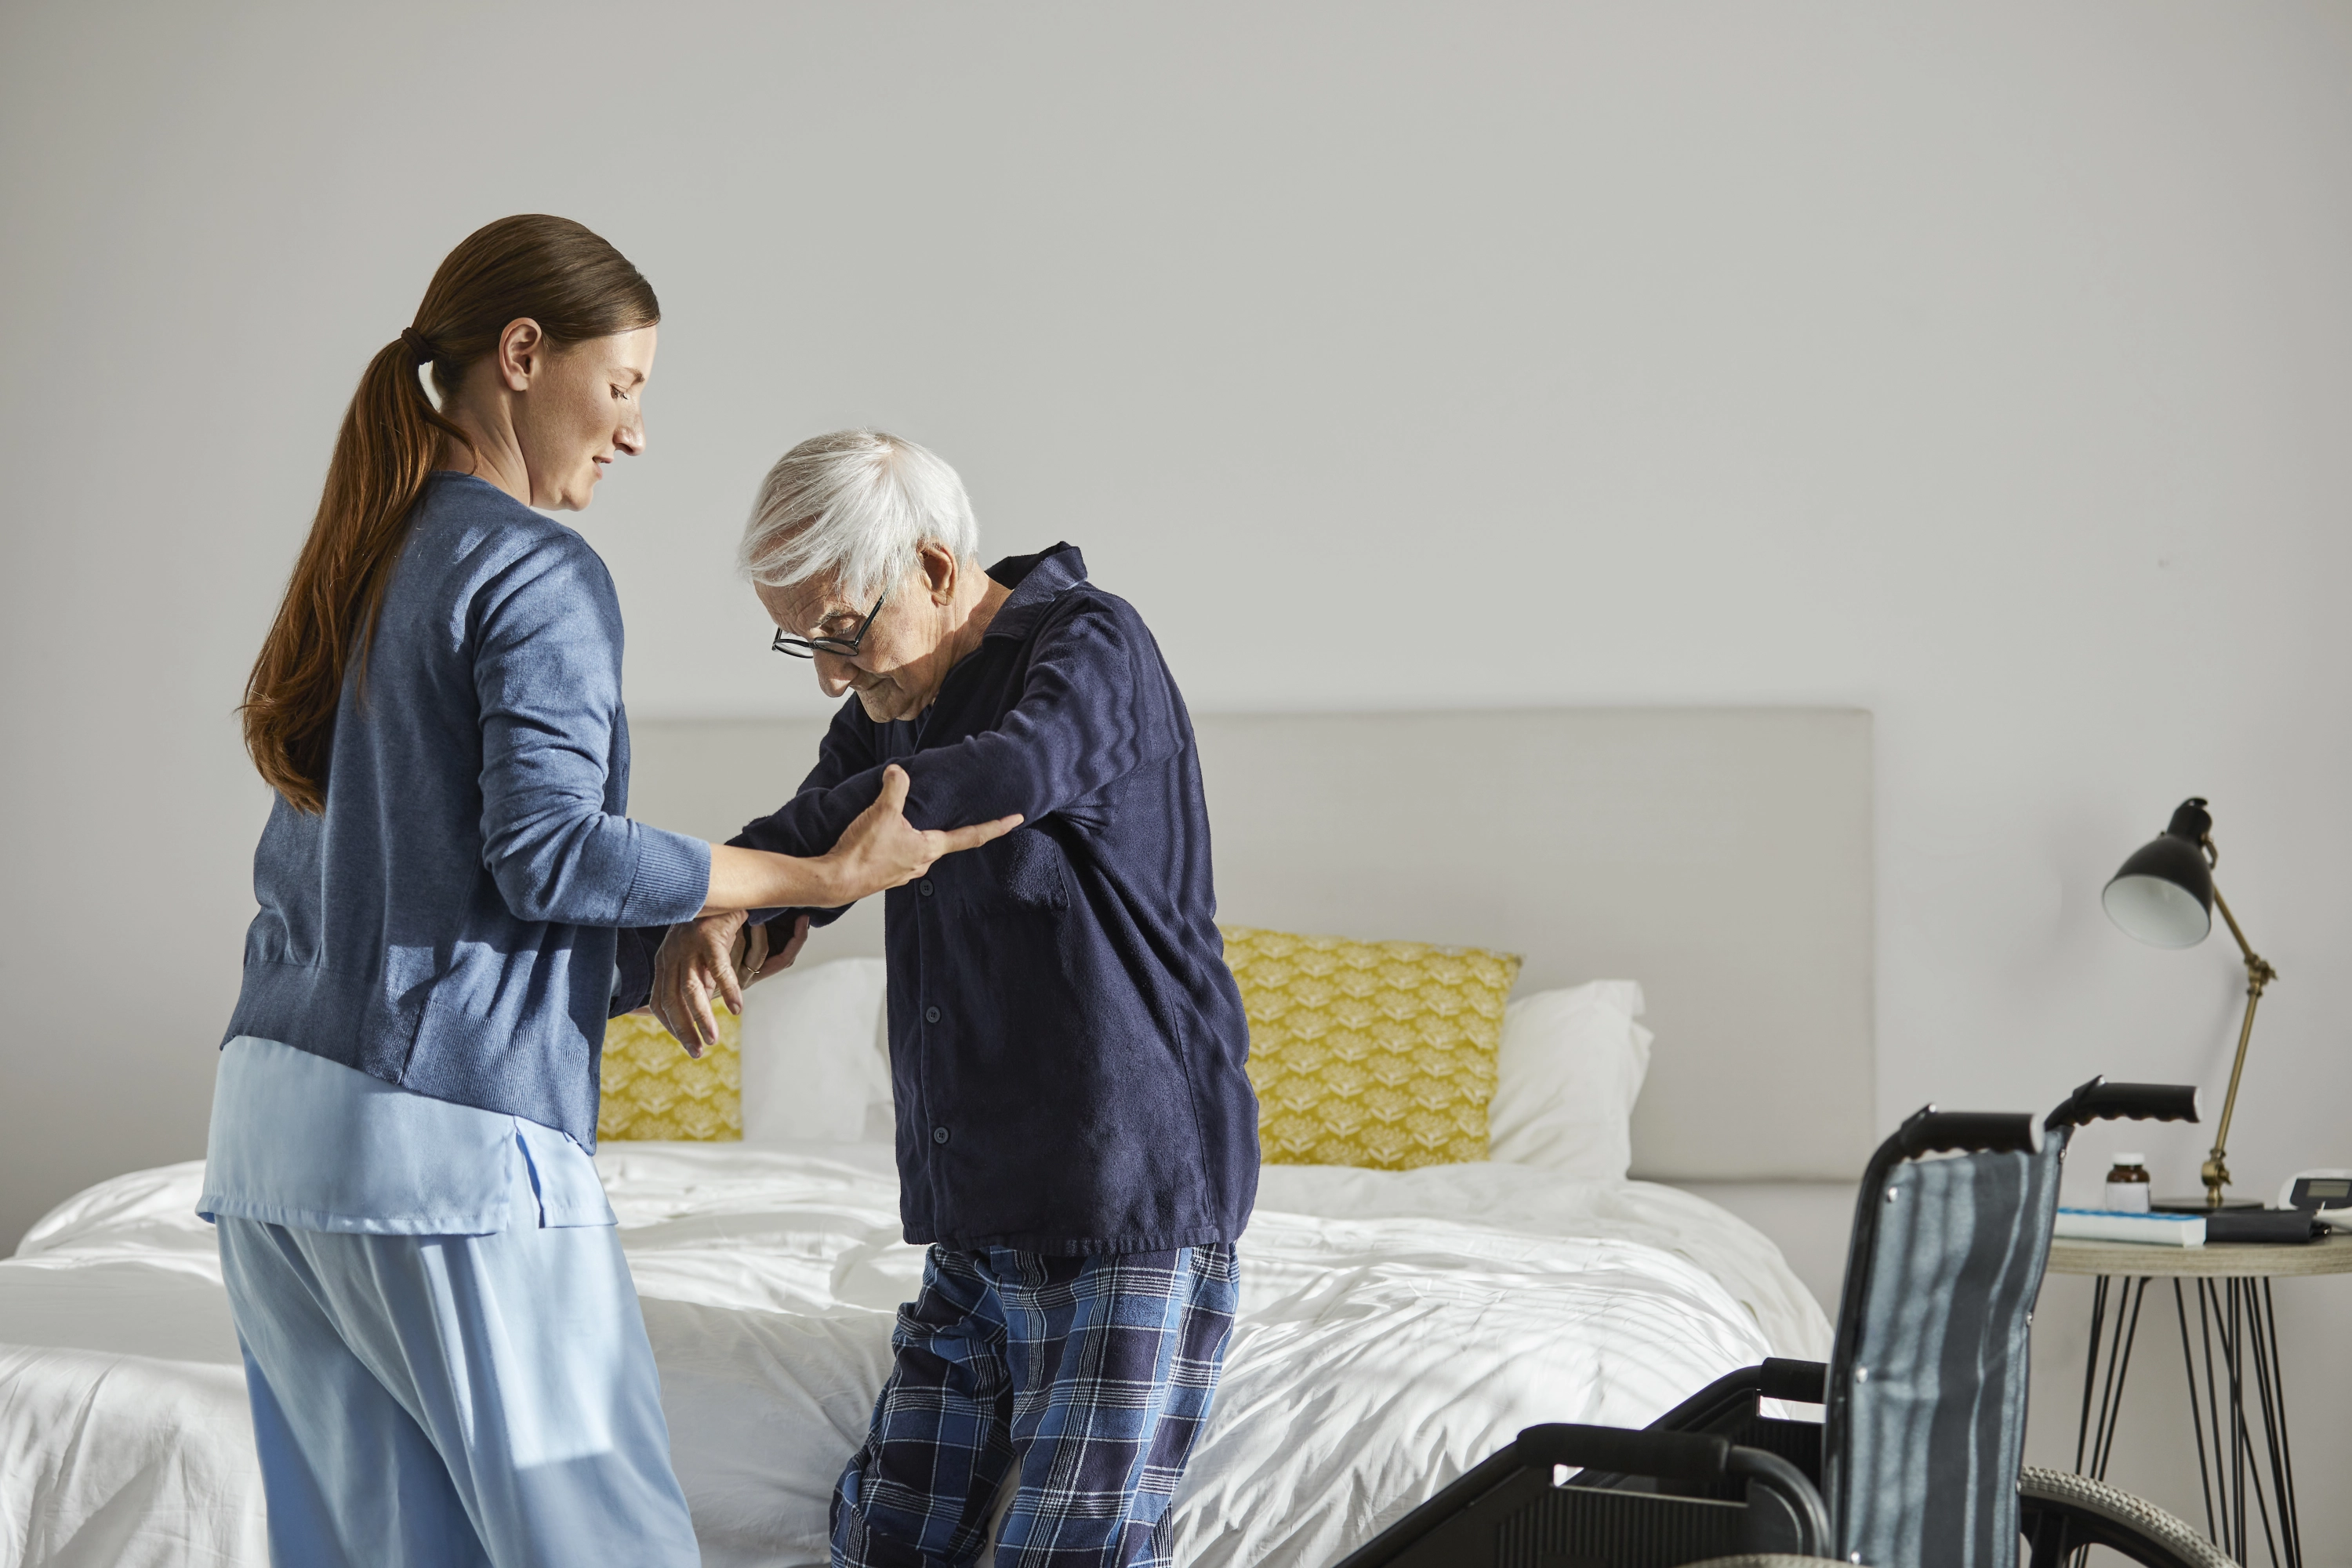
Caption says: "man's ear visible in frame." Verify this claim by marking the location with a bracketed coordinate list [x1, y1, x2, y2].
[496, 318, 546, 391]
[920, 542, 959, 604]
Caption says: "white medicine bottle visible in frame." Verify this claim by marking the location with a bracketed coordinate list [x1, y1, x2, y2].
[2104, 1154, 2152, 1213]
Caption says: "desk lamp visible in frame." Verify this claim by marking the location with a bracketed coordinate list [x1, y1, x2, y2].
[2100, 797, 2274, 1211]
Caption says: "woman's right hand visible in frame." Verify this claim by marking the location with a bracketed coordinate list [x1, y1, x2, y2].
[824, 764, 1022, 901]
[696, 764, 1022, 916]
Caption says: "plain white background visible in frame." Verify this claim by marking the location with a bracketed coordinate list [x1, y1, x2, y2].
[3, 1, 2347, 1554]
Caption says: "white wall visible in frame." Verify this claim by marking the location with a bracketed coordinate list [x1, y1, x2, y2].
[4, 1, 2348, 1553]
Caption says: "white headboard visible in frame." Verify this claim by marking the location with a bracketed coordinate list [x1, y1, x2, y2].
[629, 706, 1874, 1181]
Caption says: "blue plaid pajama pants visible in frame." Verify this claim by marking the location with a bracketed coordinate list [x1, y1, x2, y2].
[829, 1242, 1240, 1568]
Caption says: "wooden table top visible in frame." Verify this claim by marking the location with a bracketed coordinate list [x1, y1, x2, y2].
[2046, 1229, 2352, 1279]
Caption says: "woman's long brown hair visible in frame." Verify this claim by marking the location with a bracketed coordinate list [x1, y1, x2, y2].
[241, 215, 659, 813]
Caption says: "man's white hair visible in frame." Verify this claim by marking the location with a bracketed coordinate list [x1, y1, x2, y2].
[738, 430, 978, 604]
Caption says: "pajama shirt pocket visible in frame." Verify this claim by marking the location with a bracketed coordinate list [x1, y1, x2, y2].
[991, 828, 1073, 912]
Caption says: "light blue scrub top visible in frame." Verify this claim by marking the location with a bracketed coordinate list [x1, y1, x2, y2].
[198, 1036, 614, 1234]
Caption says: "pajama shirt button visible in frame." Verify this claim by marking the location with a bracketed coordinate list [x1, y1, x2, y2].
[933, 1127, 950, 1145]
[925, 1006, 942, 1024]
[919, 879, 934, 897]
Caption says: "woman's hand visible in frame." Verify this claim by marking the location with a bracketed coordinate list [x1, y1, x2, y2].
[659, 763, 1011, 1047]
[651, 912, 812, 1055]
[822, 764, 1022, 902]
[696, 766, 1020, 916]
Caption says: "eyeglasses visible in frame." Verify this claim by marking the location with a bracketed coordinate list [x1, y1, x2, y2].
[771, 592, 885, 660]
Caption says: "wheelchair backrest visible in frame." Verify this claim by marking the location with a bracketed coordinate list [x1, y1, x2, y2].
[1820, 1080, 2197, 1568]
[1823, 1110, 2051, 1568]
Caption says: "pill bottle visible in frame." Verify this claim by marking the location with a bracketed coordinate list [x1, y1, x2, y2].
[2104, 1155, 2152, 1213]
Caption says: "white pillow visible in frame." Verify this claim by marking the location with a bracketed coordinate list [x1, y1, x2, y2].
[1486, 980, 1653, 1181]
[739, 957, 891, 1144]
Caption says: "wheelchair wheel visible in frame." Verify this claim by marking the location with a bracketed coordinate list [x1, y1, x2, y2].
[2018, 1467, 2236, 1568]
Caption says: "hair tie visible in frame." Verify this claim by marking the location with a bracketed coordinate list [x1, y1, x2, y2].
[401, 327, 435, 362]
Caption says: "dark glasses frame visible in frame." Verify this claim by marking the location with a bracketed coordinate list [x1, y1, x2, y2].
[771, 592, 885, 659]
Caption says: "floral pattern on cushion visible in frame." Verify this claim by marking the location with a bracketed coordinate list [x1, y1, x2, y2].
[1221, 924, 1519, 1169]
[598, 1007, 742, 1142]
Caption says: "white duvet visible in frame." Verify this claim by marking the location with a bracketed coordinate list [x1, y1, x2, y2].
[0, 1143, 1829, 1568]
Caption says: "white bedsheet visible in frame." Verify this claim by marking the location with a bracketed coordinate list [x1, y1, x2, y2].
[0, 1144, 1830, 1567]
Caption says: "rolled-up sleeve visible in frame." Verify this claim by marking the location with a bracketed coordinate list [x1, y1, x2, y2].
[471, 537, 710, 930]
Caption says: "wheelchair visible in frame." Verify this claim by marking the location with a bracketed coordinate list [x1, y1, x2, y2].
[1333, 1077, 2234, 1568]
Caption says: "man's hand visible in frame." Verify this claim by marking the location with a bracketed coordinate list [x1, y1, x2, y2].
[650, 911, 815, 1055]
[746, 913, 812, 985]
[652, 912, 745, 1056]
[735, 918, 769, 989]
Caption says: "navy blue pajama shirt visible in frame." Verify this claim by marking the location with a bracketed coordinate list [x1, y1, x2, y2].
[624, 542, 1258, 1255]
[615, 543, 1261, 1563]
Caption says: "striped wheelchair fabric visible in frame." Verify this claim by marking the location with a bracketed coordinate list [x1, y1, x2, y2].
[1828, 1138, 2061, 1568]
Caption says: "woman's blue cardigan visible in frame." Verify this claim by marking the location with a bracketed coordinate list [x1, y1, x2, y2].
[223, 474, 710, 1146]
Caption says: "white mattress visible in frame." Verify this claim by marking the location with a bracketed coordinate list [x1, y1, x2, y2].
[0, 1144, 1831, 1567]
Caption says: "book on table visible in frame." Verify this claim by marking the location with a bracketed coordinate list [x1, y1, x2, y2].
[2054, 1208, 2206, 1247]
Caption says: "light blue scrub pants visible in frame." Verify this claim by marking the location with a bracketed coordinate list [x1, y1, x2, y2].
[217, 1216, 701, 1568]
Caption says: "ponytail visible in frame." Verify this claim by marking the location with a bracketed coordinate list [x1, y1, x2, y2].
[241, 216, 658, 813]
[241, 334, 466, 813]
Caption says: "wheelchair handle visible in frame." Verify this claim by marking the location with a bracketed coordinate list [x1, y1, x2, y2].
[1890, 1107, 2042, 1160]
[2045, 1076, 2200, 1131]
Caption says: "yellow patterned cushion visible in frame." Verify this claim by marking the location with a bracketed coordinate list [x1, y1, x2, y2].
[597, 1007, 742, 1142]
[1221, 924, 1520, 1170]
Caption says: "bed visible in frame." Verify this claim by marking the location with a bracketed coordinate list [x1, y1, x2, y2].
[0, 707, 1869, 1567]
[1, 1142, 1827, 1567]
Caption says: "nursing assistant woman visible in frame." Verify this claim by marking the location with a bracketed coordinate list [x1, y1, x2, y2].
[201, 216, 1017, 1568]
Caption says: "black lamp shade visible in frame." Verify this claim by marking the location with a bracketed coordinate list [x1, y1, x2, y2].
[2101, 798, 2216, 949]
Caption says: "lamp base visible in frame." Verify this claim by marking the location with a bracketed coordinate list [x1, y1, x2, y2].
[2151, 1196, 2263, 1213]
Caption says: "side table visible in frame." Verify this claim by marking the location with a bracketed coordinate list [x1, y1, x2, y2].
[2046, 1231, 2352, 1568]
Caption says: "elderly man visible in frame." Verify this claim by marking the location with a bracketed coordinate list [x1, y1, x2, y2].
[641, 430, 1257, 1568]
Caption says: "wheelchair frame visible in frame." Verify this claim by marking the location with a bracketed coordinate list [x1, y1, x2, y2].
[1334, 1078, 2229, 1568]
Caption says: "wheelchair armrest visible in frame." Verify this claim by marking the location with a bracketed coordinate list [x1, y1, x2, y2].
[1758, 1357, 1828, 1405]
[1333, 1421, 1835, 1566]
[1521, 1425, 1831, 1557]
[1519, 1422, 1733, 1482]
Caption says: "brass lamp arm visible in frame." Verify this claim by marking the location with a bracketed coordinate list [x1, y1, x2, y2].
[2210, 884, 2270, 979]
[2200, 881, 2275, 1208]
